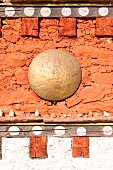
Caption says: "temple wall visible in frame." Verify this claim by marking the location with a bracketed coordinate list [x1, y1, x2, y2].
[0, 17, 113, 117]
[0, 137, 113, 170]
[0, 16, 113, 170]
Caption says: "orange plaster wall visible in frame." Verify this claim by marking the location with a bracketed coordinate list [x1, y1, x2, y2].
[0, 17, 113, 117]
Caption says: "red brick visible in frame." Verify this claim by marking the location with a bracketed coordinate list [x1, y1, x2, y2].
[59, 18, 76, 36]
[29, 147, 36, 158]
[96, 17, 113, 36]
[72, 137, 89, 158]
[72, 137, 89, 147]
[22, 18, 39, 37]
[72, 147, 89, 158]
[30, 136, 47, 158]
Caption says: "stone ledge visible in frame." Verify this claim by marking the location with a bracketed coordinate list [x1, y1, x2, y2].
[43, 116, 113, 123]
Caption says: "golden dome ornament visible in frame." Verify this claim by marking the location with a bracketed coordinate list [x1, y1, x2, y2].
[28, 49, 82, 101]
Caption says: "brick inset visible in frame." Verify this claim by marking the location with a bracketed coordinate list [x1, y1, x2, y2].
[72, 137, 89, 158]
[59, 18, 76, 37]
[96, 17, 113, 36]
[21, 18, 39, 37]
[30, 136, 47, 158]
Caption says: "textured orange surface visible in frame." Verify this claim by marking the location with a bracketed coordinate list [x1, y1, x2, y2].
[22, 18, 39, 37]
[72, 137, 89, 157]
[30, 136, 47, 158]
[0, 17, 113, 118]
[59, 18, 76, 37]
[96, 17, 113, 36]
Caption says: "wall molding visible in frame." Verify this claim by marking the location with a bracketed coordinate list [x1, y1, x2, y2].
[0, 124, 113, 137]
[0, 6, 113, 17]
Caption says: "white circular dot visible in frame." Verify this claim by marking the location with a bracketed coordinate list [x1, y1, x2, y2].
[77, 127, 86, 136]
[8, 126, 20, 136]
[99, 7, 109, 16]
[78, 7, 89, 16]
[32, 126, 42, 136]
[40, 7, 51, 17]
[24, 7, 35, 17]
[61, 7, 71, 17]
[54, 126, 65, 136]
[103, 126, 112, 136]
[5, 7, 15, 17]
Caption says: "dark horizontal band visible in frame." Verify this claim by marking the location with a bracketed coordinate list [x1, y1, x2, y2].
[0, 6, 113, 17]
[4, 0, 113, 3]
[0, 124, 113, 137]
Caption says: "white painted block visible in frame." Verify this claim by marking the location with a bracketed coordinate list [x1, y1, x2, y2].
[0, 137, 113, 170]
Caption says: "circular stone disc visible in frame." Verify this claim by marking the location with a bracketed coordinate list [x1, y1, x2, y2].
[28, 49, 82, 101]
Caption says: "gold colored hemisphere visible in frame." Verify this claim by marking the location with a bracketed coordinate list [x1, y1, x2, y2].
[28, 49, 82, 101]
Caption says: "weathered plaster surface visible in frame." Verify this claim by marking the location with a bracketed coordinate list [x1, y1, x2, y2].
[0, 137, 113, 170]
[1, 18, 113, 117]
